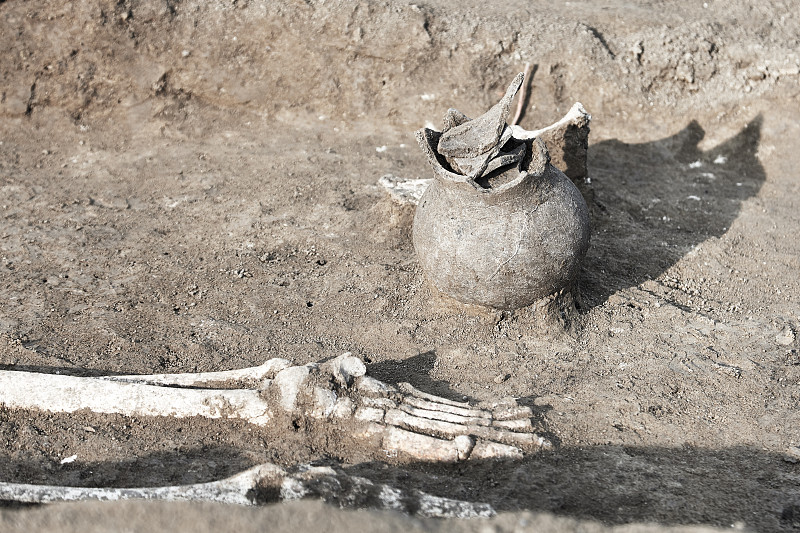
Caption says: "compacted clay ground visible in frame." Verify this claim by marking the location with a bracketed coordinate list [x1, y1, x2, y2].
[1, 1, 799, 531]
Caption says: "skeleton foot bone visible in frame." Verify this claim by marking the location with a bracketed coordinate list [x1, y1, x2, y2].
[0, 353, 549, 463]
[0, 354, 547, 514]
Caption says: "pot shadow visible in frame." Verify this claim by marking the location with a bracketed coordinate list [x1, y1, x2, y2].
[347, 444, 800, 530]
[367, 350, 467, 402]
[579, 115, 764, 307]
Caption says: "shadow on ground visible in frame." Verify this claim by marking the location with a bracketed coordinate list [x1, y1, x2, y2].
[580, 116, 765, 307]
[348, 443, 799, 531]
[5, 440, 795, 530]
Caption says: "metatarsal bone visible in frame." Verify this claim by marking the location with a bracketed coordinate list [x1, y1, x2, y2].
[397, 382, 471, 408]
[401, 396, 490, 419]
[470, 440, 524, 460]
[102, 358, 293, 389]
[381, 426, 465, 462]
[356, 376, 398, 397]
[0, 371, 271, 425]
[385, 409, 546, 449]
[492, 418, 533, 432]
[398, 404, 491, 427]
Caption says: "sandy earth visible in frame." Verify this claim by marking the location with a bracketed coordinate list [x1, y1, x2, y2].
[1, 0, 800, 531]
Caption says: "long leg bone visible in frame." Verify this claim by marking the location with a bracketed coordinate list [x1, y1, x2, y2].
[0, 462, 495, 518]
[0, 354, 550, 462]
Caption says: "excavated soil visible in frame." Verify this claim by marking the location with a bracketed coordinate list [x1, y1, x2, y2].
[1, 0, 799, 531]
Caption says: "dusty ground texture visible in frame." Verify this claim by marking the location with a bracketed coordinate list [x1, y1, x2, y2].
[1, 0, 800, 531]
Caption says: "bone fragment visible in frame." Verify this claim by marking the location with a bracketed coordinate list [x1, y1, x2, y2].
[103, 358, 293, 389]
[355, 407, 385, 423]
[401, 395, 492, 419]
[398, 404, 492, 427]
[357, 375, 398, 397]
[0, 463, 495, 518]
[361, 397, 398, 410]
[385, 409, 547, 449]
[0, 371, 272, 425]
[310, 387, 338, 418]
[273, 364, 314, 413]
[509, 102, 589, 141]
[492, 418, 534, 431]
[328, 352, 366, 387]
[331, 397, 355, 418]
[470, 440, 524, 460]
[382, 426, 464, 462]
[397, 382, 472, 408]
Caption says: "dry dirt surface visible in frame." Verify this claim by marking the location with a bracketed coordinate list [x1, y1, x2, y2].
[1, 0, 800, 531]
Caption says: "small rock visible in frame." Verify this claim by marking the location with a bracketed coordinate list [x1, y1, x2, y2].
[784, 446, 800, 464]
[378, 174, 431, 206]
[493, 373, 510, 384]
[776, 326, 796, 346]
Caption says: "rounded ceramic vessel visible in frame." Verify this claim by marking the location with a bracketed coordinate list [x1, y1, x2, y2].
[413, 137, 590, 310]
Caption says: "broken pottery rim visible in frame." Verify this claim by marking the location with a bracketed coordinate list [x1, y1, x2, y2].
[415, 128, 550, 195]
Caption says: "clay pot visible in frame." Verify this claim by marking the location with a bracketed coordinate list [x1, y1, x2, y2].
[413, 134, 590, 310]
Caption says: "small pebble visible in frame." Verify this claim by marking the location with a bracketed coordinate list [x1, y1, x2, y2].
[784, 446, 800, 463]
[494, 373, 510, 384]
[776, 326, 796, 346]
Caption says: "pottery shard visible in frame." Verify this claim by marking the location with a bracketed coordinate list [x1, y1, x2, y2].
[436, 73, 523, 158]
[538, 105, 591, 181]
[442, 108, 471, 132]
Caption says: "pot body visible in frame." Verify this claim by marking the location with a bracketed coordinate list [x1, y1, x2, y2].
[412, 163, 590, 310]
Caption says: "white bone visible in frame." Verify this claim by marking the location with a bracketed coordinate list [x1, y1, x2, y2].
[0, 462, 495, 518]
[0, 355, 550, 474]
[0, 371, 272, 424]
[397, 382, 472, 407]
[103, 358, 293, 388]
[401, 395, 492, 420]
[0, 353, 553, 513]
[397, 403, 492, 426]
[509, 102, 590, 140]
